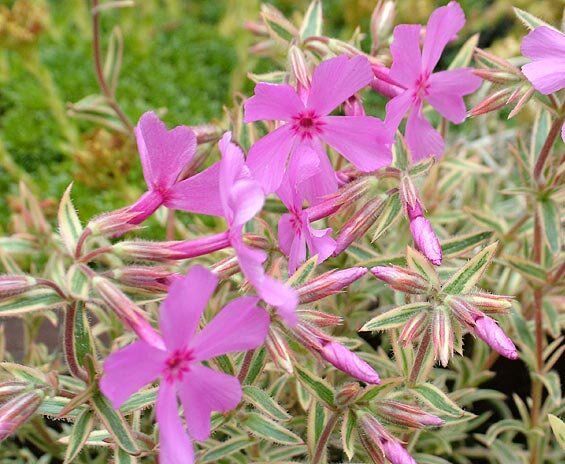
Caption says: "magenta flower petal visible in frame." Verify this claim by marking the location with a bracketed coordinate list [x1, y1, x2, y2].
[320, 116, 392, 172]
[405, 106, 444, 161]
[278, 213, 295, 258]
[165, 162, 224, 217]
[298, 141, 339, 205]
[244, 83, 305, 122]
[156, 381, 195, 464]
[521, 59, 565, 95]
[307, 55, 374, 116]
[247, 124, 296, 194]
[421, 1, 466, 73]
[178, 365, 242, 442]
[258, 276, 299, 326]
[320, 341, 381, 384]
[427, 69, 482, 123]
[381, 438, 417, 464]
[410, 216, 442, 266]
[191, 296, 269, 361]
[521, 26, 565, 59]
[306, 225, 337, 265]
[474, 316, 518, 360]
[389, 24, 422, 87]
[100, 340, 167, 409]
[159, 266, 218, 351]
[135, 111, 196, 191]
[384, 90, 413, 132]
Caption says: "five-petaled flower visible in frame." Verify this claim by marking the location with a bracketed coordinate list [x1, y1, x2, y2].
[244, 55, 392, 203]
[100, 266, 269, 464]
[384, 1, 482, 161]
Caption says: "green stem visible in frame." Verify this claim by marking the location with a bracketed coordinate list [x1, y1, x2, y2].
[311, 411, 339, 464]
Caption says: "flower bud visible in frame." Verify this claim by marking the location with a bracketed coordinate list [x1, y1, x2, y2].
[297, 309, 343, 327]
[266, 327, 293, 374]
[470, 87, 515, 117]
[399, 312, 428, 346]
[87, 208, 142, 238]
[334, 197, 385, 255]
[289, 45, 310, 89]
[473, 69, 520, 85]
[410, 217, 442, 266]
[297, 267, 367, 304]
[336, 382, 361, 407]
[370, 0, 395, 50]
[371, 266, 430, 294]
[432, 307, 453, 367]
[473, 315, 518, 360]
[109, 266, 178, 293]
[463, 292, 513, 313]
[292, 323, 330, 351]
[359, 412, 395, 445]
[0, 381, 28, 401]
[344, 96, 366, 116]
[126, 190, 164, 225]
[114, 232, 231, 262]
[374, 400, 443, 428]
[0, 275, 36, 299]
[399, 175, 422, 219]
[319, 341, 380, 384]
[92, 276, 164, 350]
[0, 390, 43, 441]
[210, 256, 240, 279]
[445, 295, 483, 326]
[244, 20, 269, 37]
[189, 124, 222, 144]
[380, 438, 417, 464]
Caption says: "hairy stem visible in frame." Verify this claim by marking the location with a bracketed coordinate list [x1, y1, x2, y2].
[237, 350, 255, 383]
[533, 115, 564, 182]
[311, 411, 339, 464]
[408, 331, 431, 386]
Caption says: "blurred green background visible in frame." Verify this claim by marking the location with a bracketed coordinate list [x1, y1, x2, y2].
[0, 0, 561, 228]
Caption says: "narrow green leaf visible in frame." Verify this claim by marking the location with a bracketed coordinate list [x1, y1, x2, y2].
[115, 446, 137, 464]
[200, 436, 251, 463]
[464, 208, 507, 235]
[371, 193, 402, 242]
[294, 365, 335, 407]
[0, 288, 63, 317]
[72, 302, 95, 365]
[0, 236, 38, 255]
[513, 7, 553, 30]
[538, 199, 561, 254]
[243, 386, 291, 421]
[247, 71, 288, 84]
[38, 397, 84, 420]
[67, 264, 89, 300]
[1, 362, 47, 384]
[504, 255, 547, 285]
[411, 383, 469, 417]
[288, 255, 318, 287]
[441, 230, 494, 258]
[485, 419, 529, 446]
[548, 414, 565, 449]
[406, 246, 439, 287]
[360, 303, 431, 332]
[91, 392, 139, 455]
[307, 400, 327, 457]
[442, 243, 498, 294]
[449, 33, 479, 69]
[260, 5, 298, 44]
[64, 409, 95, 463]
[392, 132, 410, 169]
[341, 409, 357, 460]
[120, 388, 157, 415]
[243, 347, 266, 385]
[58, 184, 83, 255]
[242, 412, 303, 445]
[300, 0, 323, 39]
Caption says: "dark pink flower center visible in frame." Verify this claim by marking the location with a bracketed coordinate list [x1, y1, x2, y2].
[291, 110, 324, 140]
[412, 74, 431, 103]
[163, 348, 194, 382]
[289, 208, 305, 235]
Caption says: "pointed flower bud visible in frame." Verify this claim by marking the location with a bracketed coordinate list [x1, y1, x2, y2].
[319, 341, 380, 384]
[114, 232, 231, 262]
[473, 315, 518, 360]
[336, 382, 361, 407]
[210, 255, 240, 279]
[297, 267, 367, 304]
[399, 312, 428, 346]
[92, 276, 164, 350]
[400, 175, 422, 219]
[374, 400, 444, 428]
[0, 390, 43, 441]
[432, 307, 453, 367]
[266, 327, 294, 374]
[289, 45, 310, 89]
[370, 0, 395, 50]
[380, 438, 417, 464]
[190, 124, 222, 144]
[297, 309, 343, 327]
[371, 266, 430, 294]
[109, 266, 179, 293]
[410, 216, 442, 266]
[462, 292, 513, 313]
[334, 197, 385, 255]
[0, 381, 28, 401]
[87, 208, 142, 238]
[470, 87, 515, 117]
[445, 295, 483, 326]
[292, 323, 330, 352]
[0, 275, 36, 299]
[344, 95, 366, 116]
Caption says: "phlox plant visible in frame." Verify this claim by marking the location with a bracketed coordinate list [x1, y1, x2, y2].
[0, 1, 563, 464]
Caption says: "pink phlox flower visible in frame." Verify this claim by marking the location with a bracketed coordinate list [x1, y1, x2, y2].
[127, 111, 223, 224]
[277, 153, 336, 274]
[521, 26, 565, 142]
[384, 1, 482, 161]
[100, 266, 269, 464]
[218, 132, 299, 326]
[244, 55, 392, 203]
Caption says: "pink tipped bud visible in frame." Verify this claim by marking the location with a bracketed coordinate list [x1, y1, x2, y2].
[359, 412, 395, 444]
[473, 315, 518, 360]
[380, 438, 417, 464]
[445, 296, 483, 326]
[410, 216, 442, 266]
[399, 312, 429, 346]
[336, 382, 362, 407]
[92, 276, 164, 350]
[210, 255, 240, 279]
[266, 327, 294, 374]
[334, 197, 385, 255]
[114, 232, 231, 262]
[370, 0, 395, 50]
[109, 266, 178, 293]
[375, 400, 444, 428]
[0, 390, 43, 441]
[289, 45, 310, 89]
[400, 175, 422, 219]
[297, 267, 367, 304]
[0, 275, 37, 299]
[0, 381, 29, 401]
[242, 234, 270, 250]
[470, 87, 515, 117]
[463, 292, 513, 313]
[371, 266, 430, 294]
[319, 341, 380, 384]
[189, 124, 221, 144]
[473, 69, 520, 85]
[87, 208, 142, 238]
[244, 20, 269, 36]
[292, 323, 330, 351]
[344, 96, 366, 116]
[297, 309, 343, 327]
[432, 307, 453, 367]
